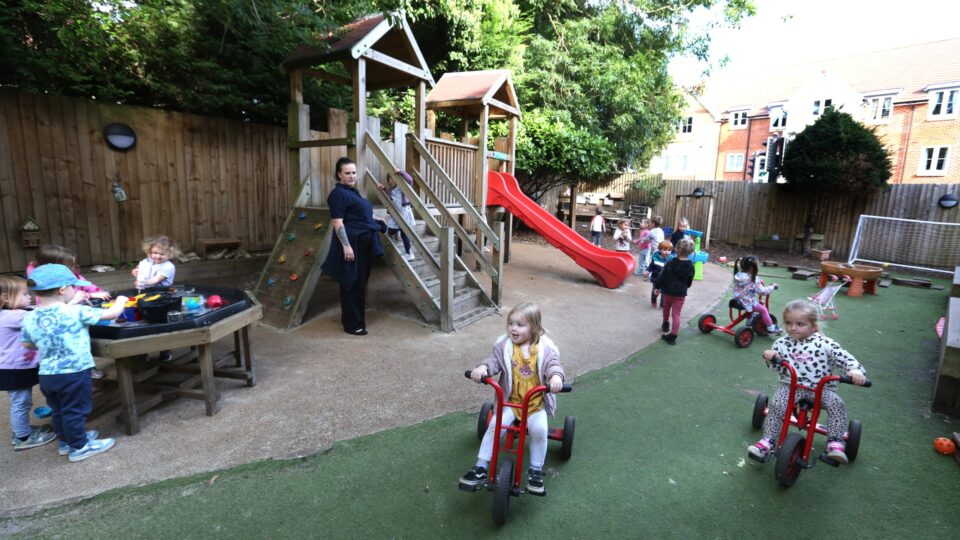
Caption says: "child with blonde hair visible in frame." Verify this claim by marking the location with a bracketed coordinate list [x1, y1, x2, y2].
[460, 302, 565, 496]
[27, 245, 111, 301]
[1, 275, 56, 451]
[132, 235, 180, 289]
[749, 300, 867, 464]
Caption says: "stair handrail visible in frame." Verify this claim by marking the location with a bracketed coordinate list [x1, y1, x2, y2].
[363, 132, 498, 288]
[406, 133, 500, 251]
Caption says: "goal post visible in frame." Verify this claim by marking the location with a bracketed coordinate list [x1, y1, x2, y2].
[848, 215, 960, 275]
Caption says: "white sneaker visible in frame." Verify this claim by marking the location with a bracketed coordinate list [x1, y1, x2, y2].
[403, 253, 416, 261]
[68, 438, 115, 462]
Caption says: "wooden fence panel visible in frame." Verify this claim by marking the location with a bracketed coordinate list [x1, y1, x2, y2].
[586, 176, 960, 257]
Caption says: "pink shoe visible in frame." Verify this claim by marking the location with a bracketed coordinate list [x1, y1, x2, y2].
[826, 440, 848, 464]
[747, 437, 773, 460]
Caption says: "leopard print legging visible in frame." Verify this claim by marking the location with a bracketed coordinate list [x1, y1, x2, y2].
[763, 384, 848, 442]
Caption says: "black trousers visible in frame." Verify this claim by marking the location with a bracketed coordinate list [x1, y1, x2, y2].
[340, 233, 374, 333]
[39, 369, 93, 450]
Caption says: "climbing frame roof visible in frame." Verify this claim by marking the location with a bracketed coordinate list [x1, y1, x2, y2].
[426, 70, 521, 119]
[282, 13, 435, 90]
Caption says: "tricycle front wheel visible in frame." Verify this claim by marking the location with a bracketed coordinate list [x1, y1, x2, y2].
[752, 393, 768, 430]
[735, 327, 754, 348]
[846, 420, 863, 462]
[477, 402, 494, 440]
[775, 433, 805, 488]
[561, 415, 576, 461]
[698, 314, 716, 333]
[492, 458, 514, 525]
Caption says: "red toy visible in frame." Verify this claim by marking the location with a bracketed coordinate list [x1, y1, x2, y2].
[934, 437, 956, 455]
[697, 287, 777, 348]
[461, 371, 574, 525]
[206, 295, 224, 308]
[751, 358, 872, 487]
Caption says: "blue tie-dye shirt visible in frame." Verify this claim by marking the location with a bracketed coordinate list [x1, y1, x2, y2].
[20, 304, 101, 375]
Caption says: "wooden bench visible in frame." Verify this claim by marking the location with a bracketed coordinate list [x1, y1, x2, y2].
[197, 238, 241, 258]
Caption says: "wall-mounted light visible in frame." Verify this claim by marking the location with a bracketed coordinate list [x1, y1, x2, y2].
[692, 187, 705, 198]
[103, 122, 137, 151]
[939, 193, 958, 209]
[112, 179, 128, 203]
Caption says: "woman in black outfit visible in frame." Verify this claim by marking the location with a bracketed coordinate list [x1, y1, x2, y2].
[321, 157, 386, 335]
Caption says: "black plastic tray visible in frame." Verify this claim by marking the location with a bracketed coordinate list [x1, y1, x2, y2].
[88, 285, 252, 340]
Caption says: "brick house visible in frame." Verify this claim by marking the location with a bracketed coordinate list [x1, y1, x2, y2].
[655, 38, 960, 183]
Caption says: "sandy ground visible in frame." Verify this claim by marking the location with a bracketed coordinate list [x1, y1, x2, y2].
[0, 242, 730, 516]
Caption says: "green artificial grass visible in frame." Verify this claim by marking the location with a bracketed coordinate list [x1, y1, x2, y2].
[5, 266, 960, 538]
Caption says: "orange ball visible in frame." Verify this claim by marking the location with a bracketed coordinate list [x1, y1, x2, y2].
[934, 437, 956, 455]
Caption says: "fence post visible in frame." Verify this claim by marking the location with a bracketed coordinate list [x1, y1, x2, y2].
[492, 220, 504, 306]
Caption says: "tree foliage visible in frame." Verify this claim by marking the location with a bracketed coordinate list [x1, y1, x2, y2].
[779, 109, 892, 253]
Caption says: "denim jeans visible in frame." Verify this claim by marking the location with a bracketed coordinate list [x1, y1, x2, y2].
[7, 389, 33, 439]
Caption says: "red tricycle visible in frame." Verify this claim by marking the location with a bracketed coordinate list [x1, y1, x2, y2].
[750, 357, 871, 487]
[697, 287, 778, 348]
[460, 371, 574, 524]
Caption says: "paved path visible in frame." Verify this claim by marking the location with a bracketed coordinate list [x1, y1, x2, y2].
[0, 243, 729, 515]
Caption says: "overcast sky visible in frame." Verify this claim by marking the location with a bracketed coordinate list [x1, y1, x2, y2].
[670, 0, 960, 85]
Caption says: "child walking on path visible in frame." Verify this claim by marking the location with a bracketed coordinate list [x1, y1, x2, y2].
[733, 256, 782, 335]
[133, 235, 180, 289]
[20, 265, 127, 462]
[1, 276, 56, 451]
[613, 218, 632, 252]
[669, 217, 691, 249]
[646, 216, 665, 257]
[748, 300, 867, 464]
[647, 240, 674, 308]
[589, 208, 605, 247]
[459, 302, 565, 496]
[654, 239, 695, 345]
[380, 169, 417, 261]
[632, 218, 651, 275]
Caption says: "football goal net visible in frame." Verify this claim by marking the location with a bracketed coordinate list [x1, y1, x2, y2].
[848, 215, 960, 275]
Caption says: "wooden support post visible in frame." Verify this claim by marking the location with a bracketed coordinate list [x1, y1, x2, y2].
[440, 227, 455, 333]
[241, 326, 255, 387]
[414, 81, 426, 180]
[351, 58, 367, 190]
[288, 69, 310, 207]
[492, 220, 505, 305]
[198, 344, 220, 416]
[507, 116, 517, 176]
[568, 183, 578, 230]
[705, 197, 715, 250]
[116, 356, 138, 435]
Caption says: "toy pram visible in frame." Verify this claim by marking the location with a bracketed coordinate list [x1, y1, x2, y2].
[808, 275, 849, 320]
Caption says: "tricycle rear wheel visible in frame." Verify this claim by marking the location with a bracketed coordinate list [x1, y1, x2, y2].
[561, 415, 576, 460]
[752, 315, 778, 336]
[775, 433, 805, 488]
[752, 393, 768, 430]
[846, 420, 863, 462]
[492, 458, 514, 525]
[477, 402, 494, 439]
[698, 314, 716, 333]
[735, 327, 754, 348]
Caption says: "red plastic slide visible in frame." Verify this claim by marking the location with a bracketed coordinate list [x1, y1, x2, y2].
[487, 171, 635, 288]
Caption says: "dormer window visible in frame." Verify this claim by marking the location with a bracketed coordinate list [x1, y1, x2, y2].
[928, 87, 958, 119]
[730, 110, 748, 129]
[770, 106, 787, 130]
[866, 96, 893, 123]
[812, 99, 833, 117]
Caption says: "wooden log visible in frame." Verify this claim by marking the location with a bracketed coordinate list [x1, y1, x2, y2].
[761, 260, 780, 267]
[792, 270, 818, 280]
[892, 277, 932, 288]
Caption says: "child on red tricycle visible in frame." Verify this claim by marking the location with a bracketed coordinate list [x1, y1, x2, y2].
[748, 300, 869, 485]
[459, 302, 566, 499]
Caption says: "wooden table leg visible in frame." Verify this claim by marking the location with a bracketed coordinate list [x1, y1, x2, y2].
[116, 356, 139, 435]
[233, 331, 242, 367]
[241, 325, 256, 387]
[198, 343, 220, 416]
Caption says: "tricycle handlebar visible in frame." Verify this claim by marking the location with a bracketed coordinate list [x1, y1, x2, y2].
[838, 375, 872, 387]
[464, 370, 573, 392]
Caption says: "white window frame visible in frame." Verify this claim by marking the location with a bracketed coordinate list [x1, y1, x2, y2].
[866, 95, 894, 124]
[730, 111, 748, 129]
[918, 146, 950, 176]
[725, 153, 744, 172]
[812, 98, 833, 117]
[928, 88, 958, 120]
[679, 116, 693, 134]
[769, 107, 787, 130]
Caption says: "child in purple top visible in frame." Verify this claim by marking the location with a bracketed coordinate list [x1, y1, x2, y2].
[0, 275, 56, 451]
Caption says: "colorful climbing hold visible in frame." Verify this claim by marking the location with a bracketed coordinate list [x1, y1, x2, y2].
[303, 249, 312, 257]
[282, 296, 293, 309]
[290, 273, 298, 281]
[287, 232, 297, 241]
[298, 211, 307, 220]
[266, 277, 276, 286]
[314, 223, 323, 231]
[278, 254, 286, 263]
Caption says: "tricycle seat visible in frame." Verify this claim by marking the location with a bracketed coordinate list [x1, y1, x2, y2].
[728, 299, 745, 310]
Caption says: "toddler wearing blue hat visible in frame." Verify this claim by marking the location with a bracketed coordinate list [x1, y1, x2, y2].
[20, 264, 129, 462]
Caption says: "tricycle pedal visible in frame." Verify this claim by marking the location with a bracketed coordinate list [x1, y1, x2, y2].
[458, 482, 485, 493]
[817, 453, 842, 467]
[747, 452, 773, 464]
